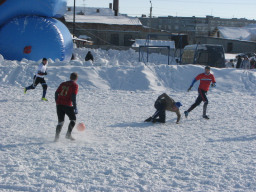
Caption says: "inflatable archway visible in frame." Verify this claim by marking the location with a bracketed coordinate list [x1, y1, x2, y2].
[0, 0, 67, 27]
[0, 0, 72, 61]
[0, 16, 73, 61]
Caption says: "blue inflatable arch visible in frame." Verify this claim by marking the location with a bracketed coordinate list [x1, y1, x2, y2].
[0, 16, 73, 61]
[0, 0, 67, 26]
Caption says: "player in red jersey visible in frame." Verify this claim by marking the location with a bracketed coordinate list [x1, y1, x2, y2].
[54, 72, 79, 141]
[184, 66, 216, 119]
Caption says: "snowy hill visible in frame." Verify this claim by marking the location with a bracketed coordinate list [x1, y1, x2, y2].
[0, 48, 256, 191]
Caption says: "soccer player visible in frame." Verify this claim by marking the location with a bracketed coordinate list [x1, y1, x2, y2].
[184, 66, 216, 119]
[145, 93, 182, 124]
[24, 58, 48, 101]
[54, 72, 79, 141]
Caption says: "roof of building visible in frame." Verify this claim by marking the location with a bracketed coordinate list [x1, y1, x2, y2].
[132, 39, 175, 48]
[65, 7, 142, 26]
[218, 25, 256, 41]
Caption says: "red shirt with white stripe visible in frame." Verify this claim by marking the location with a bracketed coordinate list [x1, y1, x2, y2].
[195, 73, 216, 91]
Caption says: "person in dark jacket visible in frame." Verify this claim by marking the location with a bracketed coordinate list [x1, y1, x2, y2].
[85, 51, 94, 62]
[236, 55, 242, 68]
[145, 93, 182, 124]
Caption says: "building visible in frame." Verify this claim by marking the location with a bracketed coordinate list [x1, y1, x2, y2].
[64, 7, 165, 47]
[139, 16, 256, 44]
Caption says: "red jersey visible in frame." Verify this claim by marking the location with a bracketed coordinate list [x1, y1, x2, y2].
[56, 81, 78, 106]
[195, 73, 216, 91]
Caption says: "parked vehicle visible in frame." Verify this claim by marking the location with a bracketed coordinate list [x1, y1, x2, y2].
[181, 44, 225, 68]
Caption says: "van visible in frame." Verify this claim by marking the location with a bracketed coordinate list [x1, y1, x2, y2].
[181, 44, 225, 68]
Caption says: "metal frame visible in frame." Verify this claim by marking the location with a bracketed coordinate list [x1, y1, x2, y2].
[139, 45, 171, 65]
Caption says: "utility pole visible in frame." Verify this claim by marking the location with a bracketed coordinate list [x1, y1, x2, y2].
[149, 1, 152, 33]
[150, 1, 152, 18]
[72, 0, 76, 38]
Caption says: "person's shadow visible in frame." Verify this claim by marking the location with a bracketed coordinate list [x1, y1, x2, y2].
[109, 121, 154, 129]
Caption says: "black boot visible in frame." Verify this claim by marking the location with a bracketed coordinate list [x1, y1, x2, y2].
[144, 117, 152, 122]
[54, 124, 63, 142]
[66, 121, 75, 140]
[203, 102, 209, 119]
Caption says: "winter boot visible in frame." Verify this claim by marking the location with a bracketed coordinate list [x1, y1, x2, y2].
[184, 111, 189, 118]
[144, 117, 152, 122]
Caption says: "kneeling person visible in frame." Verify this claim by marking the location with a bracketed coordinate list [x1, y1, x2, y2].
[145, 93, 182, 124]
[54, 72, 79, 141]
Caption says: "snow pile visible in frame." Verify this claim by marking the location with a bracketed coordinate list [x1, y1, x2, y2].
[1, 48, 256, 191]
[1, 48, 255, 92]
[218, 25, 256, 41]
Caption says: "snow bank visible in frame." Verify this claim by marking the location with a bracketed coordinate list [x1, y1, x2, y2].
[1, 48, 256, 93]
[218, 25, 256, 41]
[1, 47, 256, 191]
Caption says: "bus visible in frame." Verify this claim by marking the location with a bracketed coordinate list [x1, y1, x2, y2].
[181, 44, 225, 68]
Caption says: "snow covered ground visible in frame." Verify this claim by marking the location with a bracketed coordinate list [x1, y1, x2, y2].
[0, 48, 256, 191]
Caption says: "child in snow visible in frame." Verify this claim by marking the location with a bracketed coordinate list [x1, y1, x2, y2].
[54, 72, 79, 141]
[24, 58, 48, 101]
[145, 93, 182, 124]
[184, 66, 216, 119]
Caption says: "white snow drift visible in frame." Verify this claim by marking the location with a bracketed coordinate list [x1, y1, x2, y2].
[0, 48, 256, 191]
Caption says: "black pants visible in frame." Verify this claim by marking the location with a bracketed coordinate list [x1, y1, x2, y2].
[26, 75, 47, 97]
[152, 100, 166, 123]
[56, 105, 76, 122]
[188, 88, 208, 115]
[56, 105, 76, 137]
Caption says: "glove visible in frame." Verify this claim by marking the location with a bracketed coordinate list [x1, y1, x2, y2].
[211, 83, 216, 87]
[74, 108, 78, 114]
[187, 86, 192, 92]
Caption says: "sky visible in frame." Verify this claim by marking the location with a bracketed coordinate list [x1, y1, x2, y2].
[67, 0, 256, 19]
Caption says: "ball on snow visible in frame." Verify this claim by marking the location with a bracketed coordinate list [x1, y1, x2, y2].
[76, 122, 86, 131]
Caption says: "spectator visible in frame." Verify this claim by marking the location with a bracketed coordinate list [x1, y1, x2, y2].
[85, 51, 94, 62]
[241, 56, 250, 69]
[250, 57, 255, 69]
[225, 59, 234, 68]
[236, 55, 242, 68]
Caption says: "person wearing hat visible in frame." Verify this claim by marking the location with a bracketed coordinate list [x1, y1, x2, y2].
[184, 66, 216, 119]
[24, 58, 48, 101]
[145, 93, 182, 124]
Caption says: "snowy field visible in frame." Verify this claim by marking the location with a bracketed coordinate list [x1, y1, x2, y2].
[0, 48, 256, 191]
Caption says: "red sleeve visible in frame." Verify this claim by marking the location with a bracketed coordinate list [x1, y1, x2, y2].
[195, 73, 203, 81]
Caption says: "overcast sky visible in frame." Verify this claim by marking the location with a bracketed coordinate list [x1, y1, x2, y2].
[67, 0, 256, 19]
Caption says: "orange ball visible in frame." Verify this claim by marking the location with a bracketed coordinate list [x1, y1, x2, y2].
[77, 122, 86, 131]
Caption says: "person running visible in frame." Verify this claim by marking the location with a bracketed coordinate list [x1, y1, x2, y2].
[145, 93, 182, 124]
[184, 66, 216, 119]
[54, 72, 79, 141]
[24, 58, 48, 101]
